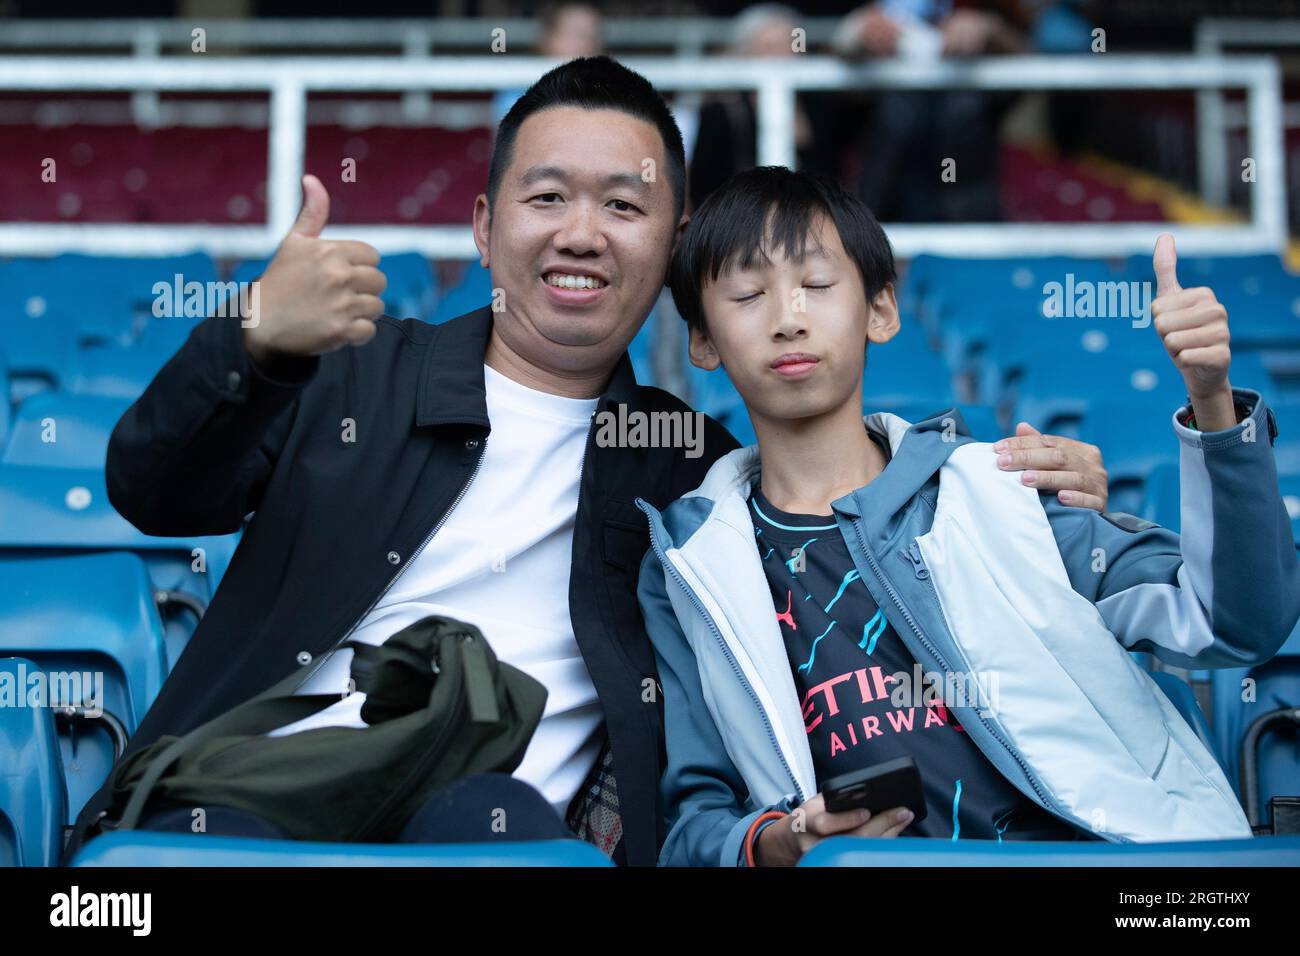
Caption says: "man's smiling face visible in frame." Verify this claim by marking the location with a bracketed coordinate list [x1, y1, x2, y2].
[473, 105, 681, 376]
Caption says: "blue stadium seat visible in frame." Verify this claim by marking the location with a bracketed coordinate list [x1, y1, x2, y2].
[379, 252, 439, 322]
[1075, 400, 1184, 515]
[228, 257, 267, 286]
[1144, 466, 1300, 820]
[928, 257, 1122, 380]
[625, 306, 656, 387]
[71, 831, 615, 867]
[134, 313, 204, 357]
[0, 258, 92, 334]
[0, 321, 76, 402]
[429, 260, 492, 324]
[1077, 368, 1292, 514]
[0, 464, 236, 575]
[1208, 472, 1300, 822]
[0, 254, 218, 348]
[0, 464, 238, 669]
[65, 347, 166, 400]
[2, 393, 131, 468]
[1268, 396, 1300, 476]
[78, 253, 219, 347]
[685, 365, 755, 445]
[1011, 353, 1186, 437]
[1123, 253, 1300, 351]
[0, 347, 10, 449]
[0, 551, 166, 731]
[1207, 639, 1300, 829]
[0, 552, 165, 823]
[0, 657, 67, 867]
[1076, 398, 1181, 469]
[799, 835, 1300, 866]
[864, 321, 958, 409]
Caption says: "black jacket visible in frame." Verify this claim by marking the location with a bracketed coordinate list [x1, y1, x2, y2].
[65, 305, 738, 865]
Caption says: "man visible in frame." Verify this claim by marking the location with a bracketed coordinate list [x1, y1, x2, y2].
[67, 56, 1109, 865]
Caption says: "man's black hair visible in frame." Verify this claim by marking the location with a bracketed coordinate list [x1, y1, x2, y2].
[487, 55, 686, 222]
[669, 166, 896, 334]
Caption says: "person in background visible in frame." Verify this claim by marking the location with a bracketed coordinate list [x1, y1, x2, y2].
[834, 0, 1029, 222]
[687, 4, 837, 212]
[492, 3, 606, 126]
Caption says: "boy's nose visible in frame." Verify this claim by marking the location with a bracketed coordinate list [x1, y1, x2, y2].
[772, 298, 808, 340]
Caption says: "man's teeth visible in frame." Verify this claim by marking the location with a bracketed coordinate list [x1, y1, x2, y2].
[545, 273, 607, 290]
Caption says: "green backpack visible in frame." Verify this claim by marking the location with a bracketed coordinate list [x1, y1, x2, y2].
[97, 615, 548, 843]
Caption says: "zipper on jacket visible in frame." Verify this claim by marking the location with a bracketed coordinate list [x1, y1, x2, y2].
[636, 498, 807, 805]
[852, 516, 1119, 842]
[293, 436, 489, 692]
[900, 542, 929, 580]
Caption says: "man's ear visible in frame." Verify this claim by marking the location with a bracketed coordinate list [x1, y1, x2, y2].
[866, 281, 900, 346]
[687, 323, 721, 371]
[472, 194, 491, 268]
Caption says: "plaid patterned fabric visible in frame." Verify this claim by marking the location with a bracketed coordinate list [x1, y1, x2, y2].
[566, 738, 622, 859]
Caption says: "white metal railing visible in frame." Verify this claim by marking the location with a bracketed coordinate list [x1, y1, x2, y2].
[1195, 18, 1300, 208]
[0, 54, 1286, 259]
[0, 17, 844, 126]
[0, 17, 846, 56]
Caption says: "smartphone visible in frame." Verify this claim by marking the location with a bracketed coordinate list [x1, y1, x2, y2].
[821, 755, 927, 823]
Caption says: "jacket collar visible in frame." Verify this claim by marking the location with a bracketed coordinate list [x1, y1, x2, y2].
[660, 407, 979, 545]
[415, 305, 640, 428]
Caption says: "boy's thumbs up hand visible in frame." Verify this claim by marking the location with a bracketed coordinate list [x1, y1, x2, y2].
[1153, 232, 1181, 297]
[1150, 232, 1232, 403]
[243, 174, 388, 370]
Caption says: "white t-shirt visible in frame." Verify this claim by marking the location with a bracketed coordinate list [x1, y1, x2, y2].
[268, 362, 604, 818]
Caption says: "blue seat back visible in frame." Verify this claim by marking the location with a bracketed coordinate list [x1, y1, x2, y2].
[0, 657, 67, 867]
[71, 832, 615, 867]
[2, 393, 131, 468]
[800, 835, 1300, 866]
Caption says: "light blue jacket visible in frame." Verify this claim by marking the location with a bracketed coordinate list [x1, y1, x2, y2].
[636, 390, 1300, 866]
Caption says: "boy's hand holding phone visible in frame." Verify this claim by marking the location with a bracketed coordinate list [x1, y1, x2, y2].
[755, 793, 914, 866]
[1151, 233, 1238, 432]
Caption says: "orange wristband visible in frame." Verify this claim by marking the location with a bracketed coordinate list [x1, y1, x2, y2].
[744, 811, 789, 867]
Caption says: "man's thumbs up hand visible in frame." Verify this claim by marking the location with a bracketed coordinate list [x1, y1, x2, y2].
[1150, 231, 1232, 407]
[291, 172, 331, 238]
[243, 174, 387, 369]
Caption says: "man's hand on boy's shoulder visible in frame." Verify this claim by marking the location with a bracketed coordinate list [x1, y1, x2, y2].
[993, 422, 1109, 513]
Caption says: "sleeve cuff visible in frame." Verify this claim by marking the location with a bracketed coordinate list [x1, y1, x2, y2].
[198, 311, 320, 403]
[744, 813, 788, 867]
[1173, 387, 1273, 451]
[727, 798, 797, 867]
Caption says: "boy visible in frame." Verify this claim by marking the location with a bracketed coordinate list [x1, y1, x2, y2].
[635, 166, 1300, 866]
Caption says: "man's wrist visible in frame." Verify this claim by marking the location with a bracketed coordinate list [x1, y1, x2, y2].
[242, 325, 276, 372]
